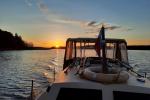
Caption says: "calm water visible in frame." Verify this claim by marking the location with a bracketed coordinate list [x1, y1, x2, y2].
[0, 49, 150, 100]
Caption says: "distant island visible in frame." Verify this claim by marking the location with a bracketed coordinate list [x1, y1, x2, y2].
[127, 45, 150, 50]
[0, 29, 65, 50]
[0, 29, 34, 50]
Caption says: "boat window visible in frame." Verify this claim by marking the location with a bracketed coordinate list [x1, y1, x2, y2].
[119, 43, 128, 63]
[105, 42, 128, 63]
[76, 42, 98, 58]
[106, 43, 116, 59]
[113, 91, 150, 100]
[63, 41, 75, 69]
[65, 41, 75, 60]
[56, 88, 102, 100]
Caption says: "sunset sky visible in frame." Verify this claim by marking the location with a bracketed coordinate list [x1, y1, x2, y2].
[0, 0, 150, 47]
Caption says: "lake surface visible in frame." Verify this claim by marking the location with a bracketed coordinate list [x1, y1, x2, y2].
[0, 50, 150, 100]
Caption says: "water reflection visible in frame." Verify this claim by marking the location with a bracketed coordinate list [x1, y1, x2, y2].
[0, 50, 64, 100]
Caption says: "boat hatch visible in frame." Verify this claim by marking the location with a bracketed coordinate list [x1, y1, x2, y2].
[63, 38, 128, 69]
[56, 88, 102, 100]
[113, 91, 150, 100]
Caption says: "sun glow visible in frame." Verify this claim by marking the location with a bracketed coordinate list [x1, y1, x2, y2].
[55, 44, 60, 48]
[53, 40, 65, 48]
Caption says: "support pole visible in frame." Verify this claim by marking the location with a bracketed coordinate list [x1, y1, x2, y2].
[31, 80, 33, 100]
[53, 66, 55, 81]
[101, 26, 108, 73]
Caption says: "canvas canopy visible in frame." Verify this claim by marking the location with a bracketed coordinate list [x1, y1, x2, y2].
[63, 38, 128, 69]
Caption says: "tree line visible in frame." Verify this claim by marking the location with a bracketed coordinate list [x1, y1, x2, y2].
[0, 29, 33, 50]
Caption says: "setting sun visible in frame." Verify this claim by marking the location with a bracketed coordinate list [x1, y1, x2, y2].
[53, 40, 65, 48]
[55, 44, 60, 48]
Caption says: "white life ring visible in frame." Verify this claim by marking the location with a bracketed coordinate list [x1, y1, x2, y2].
[81, 67, 129, 83]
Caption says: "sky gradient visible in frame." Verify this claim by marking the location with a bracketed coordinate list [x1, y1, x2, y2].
[0, 0, 150, 47]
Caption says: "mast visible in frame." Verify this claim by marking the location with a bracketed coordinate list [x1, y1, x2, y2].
[101, 26, 108, 73]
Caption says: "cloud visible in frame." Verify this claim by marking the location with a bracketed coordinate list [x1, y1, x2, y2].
[24, 0, 99, 29]
[86, 21, 97, 27]
[37, 0, 49, 14]
[24, 0, 87, 29]
[24, 0, 49, 14]
[25, 0, 32, 6]
[126, 28, 134, 31]
[105, 25, 121, 30]
[84, 21, 121, 34]
[85, 21, 120, 30]
[54, 20, 122, 34]
[24, 0, 124, 34]
[53, 18, 86, 25]
[34, 0, 86, 26]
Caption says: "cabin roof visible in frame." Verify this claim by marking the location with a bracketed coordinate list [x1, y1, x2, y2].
[67, 38, 127, 43]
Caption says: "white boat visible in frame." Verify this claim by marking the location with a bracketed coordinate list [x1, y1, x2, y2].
[36, 26, 150, 100]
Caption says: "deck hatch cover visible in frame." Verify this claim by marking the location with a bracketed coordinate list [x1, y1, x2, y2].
[56, 88, 102, 100]
[113, 91, 150, 100]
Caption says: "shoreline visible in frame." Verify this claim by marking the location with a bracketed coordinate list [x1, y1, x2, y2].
[127, 45, 150, 50]
[0, 45, 150, 51]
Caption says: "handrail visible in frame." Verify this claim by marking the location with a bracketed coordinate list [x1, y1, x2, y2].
[117, 60, 144, 77]
[30, 80, 34, 100]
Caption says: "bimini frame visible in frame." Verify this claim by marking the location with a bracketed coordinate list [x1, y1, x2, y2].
[63, 38, 128, 69]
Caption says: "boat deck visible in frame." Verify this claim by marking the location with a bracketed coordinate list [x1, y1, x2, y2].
[37, 67, 150, 100]
[55, 67, 150, 88]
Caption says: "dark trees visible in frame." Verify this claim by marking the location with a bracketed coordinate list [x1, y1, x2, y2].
[0, 29, 33, 50]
